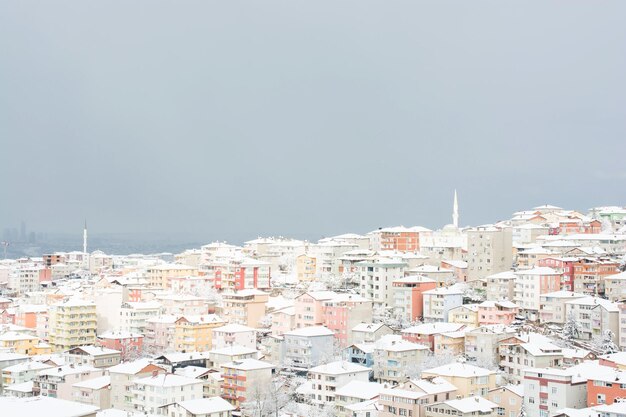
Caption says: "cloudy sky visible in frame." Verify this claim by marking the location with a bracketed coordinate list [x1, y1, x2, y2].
[1, 1, 625, 243]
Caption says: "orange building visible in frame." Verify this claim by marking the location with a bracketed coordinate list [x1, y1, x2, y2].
[370, 226, 430, 252]
[587, 371, 626, 406]
[572, 258, 620, 296]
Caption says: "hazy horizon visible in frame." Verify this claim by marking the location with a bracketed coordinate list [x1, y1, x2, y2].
[2, 1, 625, 242]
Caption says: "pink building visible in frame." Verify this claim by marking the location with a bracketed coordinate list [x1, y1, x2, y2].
[294, 291, 338, 329]
[97, 331, 144, 361]
[477, 300, 519, 325]
[212, 258, 271, 291]
[321, 294, 372, 347]
[401, 322, 466, 351]
[271, 306, 296, 336]
[538, 257, 578, 291]
[392, 275, 437, 322]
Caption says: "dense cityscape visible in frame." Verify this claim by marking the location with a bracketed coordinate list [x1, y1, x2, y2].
[0, 199, 625, 417]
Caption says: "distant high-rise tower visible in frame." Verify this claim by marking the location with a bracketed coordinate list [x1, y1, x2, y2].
[452, 190, 459, 228]
[83, 220, 88, 254]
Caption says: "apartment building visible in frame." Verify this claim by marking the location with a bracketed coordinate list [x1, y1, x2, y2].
[322, 293, 373, 346]
[2, 361, 53, 385]
[421, 363, 496, 398]
[71, 375, 111, 409]
[422, 287, 463, 323]
[368, 226, 430, 252]
[572, 258, 620, 297]
[379, 376, 458, 417]
[499, 336, 563, 384]
[211, 324, 256, 350]
[538, 257, 578, 291]
[294, 291, 338, 329]
[357, 258, 407, 307]
[392, 275, 437, 322]
[221, 290, 268, 328]
[467, 226, 512, 282]
[477, 300, 519, 325]
[220, 359, 274, 409]
[174, 314, 224, 353]
[351, 322, 394, 344]
[119, 301, 163, 335]
[565, 296, 619, 341]
[145, 264, 198, 289]
[539, 291, 587, 325]
[424, 396, 499, 417]
[33, 364, 107, 400]
[487, 385, 524, 417]
[132, 373, 204, 415]
[602, 271, 626, 302]
[448, 304, 480, 327]
[281, 325, 334, 370]
[335, 380, 384, 417]
[48, 299, 97, 351]
[307, 361, 371, 406]
[514, 267, 562, 319]
[0, 331, 42, 355]
[64, 345, 121, 368]
[373, 335, 430, 385]
[523, 362, 614, 417]
[464, 325, 517, 365]
[485, 271, 517, 301]
[97, 331, 144, 360]
[402, 322, 466, 352]
[166, 397, 235, 417]
[109, 358, 167, 411]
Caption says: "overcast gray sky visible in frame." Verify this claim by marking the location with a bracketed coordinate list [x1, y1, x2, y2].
[1, 1, 625, 242]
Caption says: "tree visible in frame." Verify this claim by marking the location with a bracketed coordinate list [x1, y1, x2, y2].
[601, 218, 614, 234]
[241, 377, 295, 417]
[562, 311, 581, 342]
[594, 330, 619, 355]
[404, 353, 457, 380]
[258, 314, 273, 329]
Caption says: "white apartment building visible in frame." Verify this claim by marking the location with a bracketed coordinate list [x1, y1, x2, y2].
[373, 334, 430, 385]
[423, 287, 463, 323]
[523, 363, 614, 417]
[514, 267, 561, 318]
[109, 359, 167, 411]
[211, 324, 256, 350]
[499, 336, 563, 385]
[565, 296, 620, 341]
[132, 373, 204, 415]
[120, 301, 163, 335]
[467, 226, 512, 282]
[357, 258, 407, 307]
[485, 270, 517, 301]
[538, 291, 587, 325]
[308, 361, 371, 406]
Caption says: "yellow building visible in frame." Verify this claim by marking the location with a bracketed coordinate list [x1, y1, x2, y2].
[174, 314, 225, 353]
[296, 254, 317, 282]
[221, 290, 269, 328]
[0, 331, 41, 355]
[448, 304, 480, 327]
[48, 299, 97, 352]
[421, 363, 496, 398]
[145, 264, 198, 289]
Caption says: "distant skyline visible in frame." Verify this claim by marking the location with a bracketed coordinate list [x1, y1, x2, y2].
[1, 1, 625, 242]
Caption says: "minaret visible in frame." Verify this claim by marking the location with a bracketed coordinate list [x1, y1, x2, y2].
[453, 190, 459, 228]
[83, 220, 88, 254]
